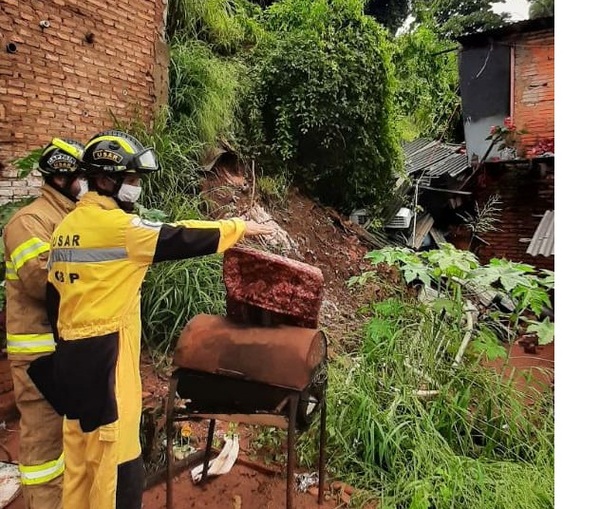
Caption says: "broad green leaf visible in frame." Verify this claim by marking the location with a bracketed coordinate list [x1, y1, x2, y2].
[526, 318, 555, 346]
[12, 148, 44, 179]
[469, 258, 535, 292]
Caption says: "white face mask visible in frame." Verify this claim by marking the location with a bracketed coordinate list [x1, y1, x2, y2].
[76, 179, 88, 201]
[117, 183, 142, 203]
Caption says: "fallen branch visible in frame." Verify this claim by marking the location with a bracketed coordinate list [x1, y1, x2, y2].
[452, 304, 476, 368]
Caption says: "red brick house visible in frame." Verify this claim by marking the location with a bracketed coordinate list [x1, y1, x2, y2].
[455, 17, 554, 270]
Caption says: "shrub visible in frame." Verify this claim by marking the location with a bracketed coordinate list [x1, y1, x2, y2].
[238, 0, 403, 213]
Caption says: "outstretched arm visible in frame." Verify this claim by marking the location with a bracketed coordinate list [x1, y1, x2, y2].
[125, 216, 275, 265]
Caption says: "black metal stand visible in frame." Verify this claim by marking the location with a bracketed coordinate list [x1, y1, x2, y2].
[165, 372, 327, 509]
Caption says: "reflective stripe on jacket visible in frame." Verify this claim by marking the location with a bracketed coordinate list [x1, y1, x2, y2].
[3, 185, 76, 359]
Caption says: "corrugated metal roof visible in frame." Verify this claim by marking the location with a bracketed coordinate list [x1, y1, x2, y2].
[455, 16, 553, 45]
[526, 210, 554, 257]
[403, 139, 470, 179]
[403, 138, 436, 158]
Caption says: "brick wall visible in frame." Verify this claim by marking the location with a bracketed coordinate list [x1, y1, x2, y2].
[0, 0, 169, 203]
[513, 29, 554, 154]
[470, 162, 554, 271]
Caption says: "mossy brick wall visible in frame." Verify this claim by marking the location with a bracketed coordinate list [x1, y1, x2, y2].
[0, 0, 169, 204]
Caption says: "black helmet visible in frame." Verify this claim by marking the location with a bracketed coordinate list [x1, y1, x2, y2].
[81, 130, 160, 175]
[38, 138, 84, 177]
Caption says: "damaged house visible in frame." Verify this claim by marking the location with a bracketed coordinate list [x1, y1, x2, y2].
[367, 17, 554, 271]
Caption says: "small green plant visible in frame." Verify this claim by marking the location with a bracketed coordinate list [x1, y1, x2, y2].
[525, 317, 554, 346]
[12, 148, 44, 179]
[256, 174, 289, 206]
[457, 194, 503, 248]
[248, 426, 287, 465]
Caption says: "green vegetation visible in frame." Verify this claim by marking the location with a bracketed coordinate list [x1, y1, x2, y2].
[140, 257, 227, 359]
[529, 0, 554, 19]
[239, 0, 403, 213]
[393, 24, 460, 139]
[323, 320, 553, 508]
[300, 244, 554, 508]
[414, 0, 510, 39]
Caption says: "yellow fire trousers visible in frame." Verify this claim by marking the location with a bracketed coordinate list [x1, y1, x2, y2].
[62, 419, 144, 509]
[10, 359, 64, 509]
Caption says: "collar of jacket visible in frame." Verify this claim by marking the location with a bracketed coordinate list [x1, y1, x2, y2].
[40, 184, 77, 214]
[77, 191, 121, 211]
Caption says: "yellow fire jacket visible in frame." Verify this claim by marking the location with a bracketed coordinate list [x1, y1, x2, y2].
[3, 185, 76, 360]
[31, 191, 247, 466]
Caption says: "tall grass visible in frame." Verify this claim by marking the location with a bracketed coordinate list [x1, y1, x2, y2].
[167, 0, 245, 50]
[317, 296, 554, 509]
[141, 256, 227, 357]
[169, 40, 246, 148]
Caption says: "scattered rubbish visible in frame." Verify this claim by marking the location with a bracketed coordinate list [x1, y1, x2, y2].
[232, 494, 242, 509]
[294, 471, 319, 493]
[0, 462, 20, 508]
[173, 443, 197, 461]
[191, 434, 240, 483]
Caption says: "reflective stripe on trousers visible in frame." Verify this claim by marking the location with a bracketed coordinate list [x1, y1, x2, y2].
[6, 333, 56, 355]
[19, 452, 65, 485]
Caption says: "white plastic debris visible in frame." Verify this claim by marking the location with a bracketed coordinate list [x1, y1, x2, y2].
[294, 471, 319, 493]
[190, 434, 240, 483]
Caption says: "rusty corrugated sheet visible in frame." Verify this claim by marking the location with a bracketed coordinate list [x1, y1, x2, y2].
[526, 210, 554, 257]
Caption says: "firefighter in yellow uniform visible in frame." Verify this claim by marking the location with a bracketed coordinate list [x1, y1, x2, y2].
[3, 138, 87, 509]
[28, 130, 274, 509]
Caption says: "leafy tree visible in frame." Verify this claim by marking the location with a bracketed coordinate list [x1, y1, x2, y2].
[529, 0, 554, 19]
[393, 23, 460, 139]
[414, 0, 510, 38]
[365, 0, 411, 32]
[239, 0, 402, 212]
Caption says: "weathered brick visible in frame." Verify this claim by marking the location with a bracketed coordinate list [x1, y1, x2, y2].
[0, 0, 169, 202]
[223, 246, 324, 329]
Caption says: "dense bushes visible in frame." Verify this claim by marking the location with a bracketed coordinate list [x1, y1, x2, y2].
[239, 0, 403, 212]
[393, 24, 461, 139]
